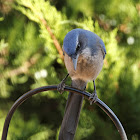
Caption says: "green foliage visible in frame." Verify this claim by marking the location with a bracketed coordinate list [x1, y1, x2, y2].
[0, 0, 139, 139]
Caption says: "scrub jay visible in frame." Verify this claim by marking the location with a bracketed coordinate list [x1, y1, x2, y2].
[58, 28, 106, 140]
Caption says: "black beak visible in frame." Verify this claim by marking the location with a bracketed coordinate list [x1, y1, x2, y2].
[72, 54, 79, 71]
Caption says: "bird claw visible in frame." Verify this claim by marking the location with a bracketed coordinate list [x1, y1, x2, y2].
[57, 81, 65, 94]
[57, 73, 69, 94]
[89, 92, 98, 105]
[57, 74, 69, 94]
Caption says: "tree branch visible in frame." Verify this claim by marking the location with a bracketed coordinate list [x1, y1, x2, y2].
[39, 17, 64, 60]
[0, 54, 39, 79]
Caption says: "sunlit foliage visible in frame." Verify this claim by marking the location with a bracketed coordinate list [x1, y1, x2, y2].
[0, 0, 139, 139]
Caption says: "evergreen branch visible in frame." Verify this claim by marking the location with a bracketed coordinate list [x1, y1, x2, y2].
[39, 17, 64, 60]
[0, 54, 39, 79]
[15, 0, 64, 60]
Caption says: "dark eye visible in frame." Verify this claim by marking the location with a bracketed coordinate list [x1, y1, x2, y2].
[76, 42, 80, 52]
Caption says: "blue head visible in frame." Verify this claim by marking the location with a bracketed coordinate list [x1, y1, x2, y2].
[63, 28, 106, 70]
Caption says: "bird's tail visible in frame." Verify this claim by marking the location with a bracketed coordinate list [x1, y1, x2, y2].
[59, 80, 86, 140]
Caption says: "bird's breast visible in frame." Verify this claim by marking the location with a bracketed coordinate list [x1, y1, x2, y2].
[64, 50, 104, 82]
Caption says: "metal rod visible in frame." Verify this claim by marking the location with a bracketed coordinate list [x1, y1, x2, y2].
[1, 85, 127, 140]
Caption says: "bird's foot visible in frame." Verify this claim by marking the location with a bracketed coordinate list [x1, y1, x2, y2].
[89, 92, 98, 105]
[57, 81, 65, 94]
[57, 74, 69, 94]
[89, 80, 98, 105]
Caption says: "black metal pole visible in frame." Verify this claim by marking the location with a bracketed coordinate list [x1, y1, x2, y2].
[1, 85, 128, 140]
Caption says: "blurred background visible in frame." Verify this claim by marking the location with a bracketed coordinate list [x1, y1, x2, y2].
[0, 0, 140, 139]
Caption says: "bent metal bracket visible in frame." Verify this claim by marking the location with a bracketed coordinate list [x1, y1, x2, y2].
[1, 85, 128, 140]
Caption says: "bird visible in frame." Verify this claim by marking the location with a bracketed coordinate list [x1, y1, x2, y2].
[58, 28, 106, 140]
